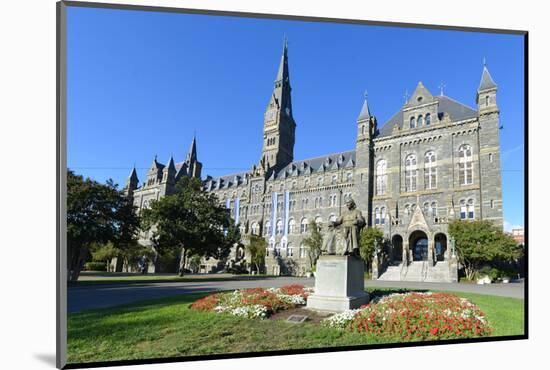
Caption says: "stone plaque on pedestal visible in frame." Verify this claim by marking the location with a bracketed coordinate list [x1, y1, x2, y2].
[306, 255, 369, 312]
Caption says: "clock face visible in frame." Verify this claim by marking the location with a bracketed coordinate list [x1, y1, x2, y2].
[266, 109, 276, 122]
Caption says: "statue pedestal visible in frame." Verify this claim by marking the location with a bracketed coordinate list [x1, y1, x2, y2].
[306, 255, 369, 312]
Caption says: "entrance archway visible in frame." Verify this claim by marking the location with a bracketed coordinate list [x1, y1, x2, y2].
[409, 230, 429, 261]
[434, 233, 447, 261]
[391, 235, 403, 262]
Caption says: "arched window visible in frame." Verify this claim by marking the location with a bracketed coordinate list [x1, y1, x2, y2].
[299, 244, 307, 258]
[405, 154, 418, 192]
[417, 115, 424, 127]
[274, 243, 280, 257]
[288, 218, 296, 234]
[346, 172, 353, 182]
[301, 218, 309, 234]
[315, 217, 323, 231]
[410, 116, 416, 128]
[304, 179, 309, 188]
[489, 153, 493, 163]
[490, 199, 494, 209]
[405, 204, 410, 215]
[276, 219, 283, 235]
[374, 207, 380, 225]
[459, 200, 467, 219]
[381, 207, 386, 225]
[331, 175, 337, 184]
[425, 113, 431, 125]
[376, 159, 387, 195]
[251, 222, 259, 235]
[265, 221, 271, 235]
[423, 202, 430, 214]
[458, 144, 474, 185]
[431, 202, 437, 216]
[485, 95, 490, 107]
[467, 199, 475, 219]
[317, 176, 323, 186]
[287, 243, 294, 257]
[424, 151, 437, 189]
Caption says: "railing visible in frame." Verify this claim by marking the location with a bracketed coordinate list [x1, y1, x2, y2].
[421, 260, 429, 281]
[400, 261, 408, 280]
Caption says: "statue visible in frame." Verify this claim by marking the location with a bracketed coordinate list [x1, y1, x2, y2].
[322, 198, 365, 257]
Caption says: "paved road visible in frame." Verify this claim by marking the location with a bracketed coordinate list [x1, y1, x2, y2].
[68, 278, 524, 313]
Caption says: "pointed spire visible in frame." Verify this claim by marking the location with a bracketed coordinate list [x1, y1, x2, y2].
[128, 165, 138, 183]
[186, 135, 197, 162]
[478, 63, 497, 91]
[166, 155, 176, 171]
[357, 90, 371, 121]
[275, 36, 289, 83]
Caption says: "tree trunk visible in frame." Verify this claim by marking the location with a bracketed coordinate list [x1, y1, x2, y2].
[178, 247, 187, 277]
[68, 244, 89, 281]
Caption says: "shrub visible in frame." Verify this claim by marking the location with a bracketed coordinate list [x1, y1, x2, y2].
[84, 262, 107, 271]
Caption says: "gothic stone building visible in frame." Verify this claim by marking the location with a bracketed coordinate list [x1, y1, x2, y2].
[125, 41, 503, 282]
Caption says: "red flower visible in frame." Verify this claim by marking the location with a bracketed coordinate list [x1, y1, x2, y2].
[430, 327, 439, 336]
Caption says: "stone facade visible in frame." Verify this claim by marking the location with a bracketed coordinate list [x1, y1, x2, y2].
[125, 41, 503, 282]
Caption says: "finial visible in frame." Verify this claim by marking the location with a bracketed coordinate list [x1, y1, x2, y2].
[483, 57, 486, 67]
[439, 82, 446, 96]
[364, 89, 368, 99]
[154, 154, 157, 161]
[283, 34, 287, 48]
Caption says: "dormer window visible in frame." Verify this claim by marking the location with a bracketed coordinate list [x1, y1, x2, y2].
[410, 117, 416, 128]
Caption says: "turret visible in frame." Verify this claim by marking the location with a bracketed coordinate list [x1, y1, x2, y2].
[355, 91, 376, 226]
[124, 166, 139, 197]
[476, 64, 498, 114]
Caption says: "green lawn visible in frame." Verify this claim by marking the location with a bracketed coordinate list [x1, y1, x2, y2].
[67, 289, 525, 365]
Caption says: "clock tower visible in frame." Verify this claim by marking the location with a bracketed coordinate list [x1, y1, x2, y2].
[260, 38, 296, 174]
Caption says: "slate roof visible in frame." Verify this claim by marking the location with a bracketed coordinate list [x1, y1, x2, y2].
[478, 66, 497, 91]
[377, 95, 478, 138]
[205, 150, 356, 190]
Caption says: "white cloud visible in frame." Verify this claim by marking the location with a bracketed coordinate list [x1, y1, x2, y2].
[503, 220, 523, 232]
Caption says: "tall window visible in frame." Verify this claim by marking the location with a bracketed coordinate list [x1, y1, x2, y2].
[251, 222, 259, 235]
[485, 95, 489, 107]
[376, 160, 387, 195]
[301, 218, 309, 234]
[299, 244, 307, 258]
[458, 144, 474, 185]
[331, 175, 337, 184]
[410, 116, 416, 128]
[329, 194, 337, 207]
[265, 221, 271, 235]
[467, 199, 475, 219]
[404, 204, 411, 215]
[276, 219, 283, 235]
[380, 207, 386, 225]
[317, 176, 323, 186]
[405, 154, 418, 192]
[287, 243, 294, 257]
[431, 202, 437, 216]
[417, 115, 424, 127]
[423, 202, 430, 214]
[288, 218, 296, 234]
[424, 151, 437, 189]
[425, 113, 431, 125]
[346, 172, 353, 182]
[374, 207, 380, 225]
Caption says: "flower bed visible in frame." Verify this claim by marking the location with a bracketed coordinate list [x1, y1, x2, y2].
[323, 292, 491, 341]
[190, 284, 312, 319]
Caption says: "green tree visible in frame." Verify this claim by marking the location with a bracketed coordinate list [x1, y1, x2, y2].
[141, 177, 240, 276]
[448, 220, 522, 280]
[359, 227, 384, 271]
[67, 170, 140, 281]
[246, 235, 267, 274]
[303, 220, 323, 271]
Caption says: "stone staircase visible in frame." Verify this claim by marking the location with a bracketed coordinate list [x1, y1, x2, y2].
[377, 261, 452, 282]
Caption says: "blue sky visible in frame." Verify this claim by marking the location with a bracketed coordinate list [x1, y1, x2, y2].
[66, 6, 525, 230]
